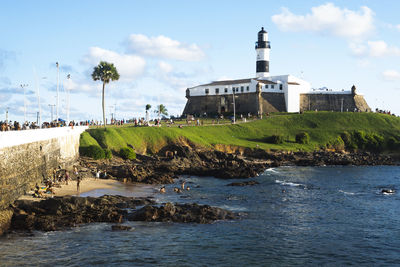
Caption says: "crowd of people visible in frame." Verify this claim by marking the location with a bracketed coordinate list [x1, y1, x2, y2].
[375, 108, 396, 116]
[30, 166, 108, 198]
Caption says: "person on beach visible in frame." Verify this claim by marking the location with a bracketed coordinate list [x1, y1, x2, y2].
[76, 176, 81, 193]
[74, 166, 79, 177]
[65, 171, 70, 185]
[95, 170, 100, 180]
[181, 180, 186, 190]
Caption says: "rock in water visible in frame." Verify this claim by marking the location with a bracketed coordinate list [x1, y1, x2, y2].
[10, 195, 154, 232]
[129, 203, 237, 224]
[111, 224, 132, 231]
[227, 181, 259, 186]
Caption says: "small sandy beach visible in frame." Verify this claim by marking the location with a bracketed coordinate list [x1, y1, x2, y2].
[19, 178, 123, 201]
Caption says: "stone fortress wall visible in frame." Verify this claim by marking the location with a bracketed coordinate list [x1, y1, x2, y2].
[183, 90, 370, 116]
[300, 93, 371, 112]
[0, 126, 87, 234]
[183, 92, 286, 116]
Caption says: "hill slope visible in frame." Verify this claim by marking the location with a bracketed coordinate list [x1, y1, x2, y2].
[80, 112, 400, 155]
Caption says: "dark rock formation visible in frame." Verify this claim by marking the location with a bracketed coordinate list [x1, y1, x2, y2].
[10, 195, 154, 232]
[80, 148, 396, 187]
[9, 196, 237, 232]
[227, 181, 259, 186]
[111, 224, 132, 231]
[129, 202, 237, 224]
[81, 147, 267, 184]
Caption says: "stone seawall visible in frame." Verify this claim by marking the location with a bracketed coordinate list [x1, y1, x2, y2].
[300, 93, 371, 112]
[0, 126, 87, 234]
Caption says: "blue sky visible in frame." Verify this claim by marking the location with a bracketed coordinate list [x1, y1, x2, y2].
[1, 0, 400, 122]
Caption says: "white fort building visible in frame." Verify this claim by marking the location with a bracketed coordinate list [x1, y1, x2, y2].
[182, 27, 370, 116]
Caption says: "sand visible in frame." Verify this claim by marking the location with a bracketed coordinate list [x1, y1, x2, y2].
[18, 178, 123, 201]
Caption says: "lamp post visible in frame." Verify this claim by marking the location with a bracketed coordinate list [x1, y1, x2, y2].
[232, 87, 236, 124]
[49, 104, 55, 122]
[341, 98, 344, 112]
[56, 62, 59, 123]
[20, 84, 28, 123]
[66, 74, 71, 123]
[5, 107, 9, 123]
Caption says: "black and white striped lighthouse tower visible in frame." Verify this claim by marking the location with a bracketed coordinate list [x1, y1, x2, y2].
[255, 27, 271, 78]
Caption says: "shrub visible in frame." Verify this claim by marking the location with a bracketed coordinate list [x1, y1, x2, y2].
[387, 137, 400, 150]
[365, 133, 384, 152]
[120, 147, 136, 160]
[104, 148, 113, 159]
[353, 130, 367, 149]
[80, 145, 105, 159]
[327, 136, 345, 150]
[266, 134, 284, 144]
[296, 132, 310, 144]
[341, 131, 357, 150]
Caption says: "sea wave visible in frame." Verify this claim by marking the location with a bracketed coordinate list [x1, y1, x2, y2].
[275, 179, 304, 187]
[339, 190, 356, 196]
[217, 204, 248, 212]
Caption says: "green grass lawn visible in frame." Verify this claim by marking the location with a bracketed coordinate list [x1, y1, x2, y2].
[80, 112, 400, 155]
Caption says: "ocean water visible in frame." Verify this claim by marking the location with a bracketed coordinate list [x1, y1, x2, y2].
[1, 166, 399, 266]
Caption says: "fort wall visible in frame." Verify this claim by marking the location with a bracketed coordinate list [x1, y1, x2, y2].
[300, 93, 371, 112]
[0, 126, 87, 234]
[183, 92, 371, 115]
[183, 92, 286, 116]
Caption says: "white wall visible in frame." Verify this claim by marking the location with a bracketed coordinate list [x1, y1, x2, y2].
[188, 82, 254, 96]
[0, 126, 88, 149]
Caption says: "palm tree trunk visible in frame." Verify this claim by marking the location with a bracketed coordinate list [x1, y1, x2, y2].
[102, 82, 106, 129]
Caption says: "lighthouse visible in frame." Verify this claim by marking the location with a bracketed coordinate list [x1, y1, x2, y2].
[255, 27, 271, 78]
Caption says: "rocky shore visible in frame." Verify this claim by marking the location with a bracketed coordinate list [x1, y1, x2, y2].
[9, 195, 237, 232]
[80, 146, 397, 185]
[3, 146, 397, 234]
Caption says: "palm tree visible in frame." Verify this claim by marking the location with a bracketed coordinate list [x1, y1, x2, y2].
[145, 104, 151, 122]
[155, 104, 168, 119]
[92, 61, 120, 129]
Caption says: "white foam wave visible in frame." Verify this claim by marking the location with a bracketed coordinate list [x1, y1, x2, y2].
[218, 204, 247, 212]
[339, 190, 356, 196]
[266, 168, 278, 173]
[275, 179, 303, 187]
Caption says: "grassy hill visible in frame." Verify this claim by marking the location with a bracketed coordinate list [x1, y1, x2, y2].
[80, 112, 400, 157]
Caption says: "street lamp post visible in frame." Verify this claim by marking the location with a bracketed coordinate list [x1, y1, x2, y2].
[5, 107, 9, 123]
[49, 104, 55, 122]
[231, 87, 236, 124]
[56, 62, 59, 124]
[20, 84, 28, 123]
[341, 98, 344, 112]
[66, 74, 71, 123]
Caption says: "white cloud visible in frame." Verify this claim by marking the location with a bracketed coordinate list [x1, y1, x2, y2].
[0, 49, 16, 70]
[272, 3, 374, 40]
[158, 61, 173, 73]
[382, 70, 400, 81]
[397, 24, 400, 31]
[127, 34, 205, 61]
[350, 40, 400, 57]
[84, 47, 146, 80]
[156, 61, 201, 90]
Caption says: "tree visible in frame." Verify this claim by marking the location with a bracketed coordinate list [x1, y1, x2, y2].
[91, 61, 120, 128]
[155, 104, 168, 119]
[145, 104, 151, 122]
